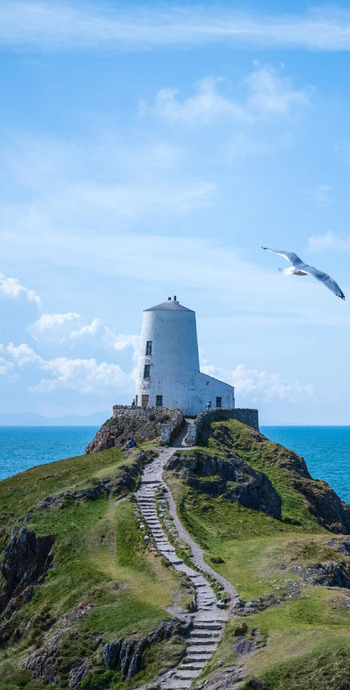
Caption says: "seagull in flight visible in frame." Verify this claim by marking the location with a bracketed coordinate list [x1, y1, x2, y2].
[262, 247, 345, 300]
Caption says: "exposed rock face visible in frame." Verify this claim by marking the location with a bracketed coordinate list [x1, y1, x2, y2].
[23, 597, 95, 685]
[102, 619, 191, 680]
[0, 527, 54, 616]
[86, 407, 182, 454]
[291, 560, 350, 588]
[293, 477, 350, 534]
[166, 451, 282, 519]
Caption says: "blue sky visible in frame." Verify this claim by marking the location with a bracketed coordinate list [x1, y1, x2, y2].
[1, 1, 350, 424]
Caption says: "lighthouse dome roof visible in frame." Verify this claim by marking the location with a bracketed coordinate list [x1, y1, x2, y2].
[145, 298, 194, 313]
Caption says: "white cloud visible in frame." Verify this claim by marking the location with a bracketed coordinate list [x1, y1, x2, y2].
[1, 4, 350, 52]
[141, 77, 249, 124]
[307, 230, 350, 252]
[7, 342, 43, 366]
[0, 272, 41, 307]
[0, 356, 15, 377]
[246, 64, 311, 116]
[6, 339, 134, 394]
[201, 360, 315, 403]
[31, 357, 132, 394]
[143, 66, 310, 124]
[30, 312, 81, 333]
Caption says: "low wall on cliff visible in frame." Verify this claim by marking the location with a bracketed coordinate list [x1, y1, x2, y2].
[86, 406, 184, 453]
[186, 408, 259, 446]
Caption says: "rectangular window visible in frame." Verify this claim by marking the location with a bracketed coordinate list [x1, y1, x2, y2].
[145, 341, 152, 355]
[135, 395, 138, 406]
[156, 395, 163, 406]
[143, 364, 151, 379]
[216, 397, 222, 408]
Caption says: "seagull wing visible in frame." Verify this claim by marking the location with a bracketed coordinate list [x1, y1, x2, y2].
[304, 265, 346, 300]
[261, 247, 303, 265]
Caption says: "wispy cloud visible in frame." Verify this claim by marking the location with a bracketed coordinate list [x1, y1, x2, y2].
[0, 272, 42, 307]
[142, 66, 310, 124]
[308, 230, 350, 251]
[308, 184, 332, 206]
[2, 4, 350, 52]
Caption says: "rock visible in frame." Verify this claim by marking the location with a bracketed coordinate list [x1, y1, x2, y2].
[291, 560, 350, 588]
[102, 619, 192, 679]
[0, 527, 54, 616]
[86, 407, 181, 454]
[68, 658, 92, 688]
[293, 477, 350, 534]
[103, 640, 122, 669]
[166, 452, 282, 519]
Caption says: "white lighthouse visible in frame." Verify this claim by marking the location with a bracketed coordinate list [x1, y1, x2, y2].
[135, 296, 235, 415]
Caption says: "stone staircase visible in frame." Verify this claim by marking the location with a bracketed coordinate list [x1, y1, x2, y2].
[135, 437, 237, 690]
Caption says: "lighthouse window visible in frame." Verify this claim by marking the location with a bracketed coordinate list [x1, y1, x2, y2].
[216, 397, 222, 408]
[146, 341, 152, 355]
[143, 364, 151, 379]
[156, 395, 163, 406]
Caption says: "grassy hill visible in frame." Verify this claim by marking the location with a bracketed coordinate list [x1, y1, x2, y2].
[165, 420, 350, 689]
[0, 420, 350, 689]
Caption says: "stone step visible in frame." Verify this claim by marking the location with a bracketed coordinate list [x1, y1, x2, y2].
[173, 669, 200, 679]
[189, 631, 220, 639]
[188, 635, 218, 643]
[187, 644, 218, 654]
[160, 681, 192, 689]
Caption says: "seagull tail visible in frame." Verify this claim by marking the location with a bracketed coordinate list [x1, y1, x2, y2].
[279, 267, 296, 276]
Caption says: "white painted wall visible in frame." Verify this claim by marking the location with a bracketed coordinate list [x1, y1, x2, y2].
[135, 298, 235, 415]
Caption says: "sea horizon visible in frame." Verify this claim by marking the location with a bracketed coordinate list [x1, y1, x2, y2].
[0, 425, 349, 505]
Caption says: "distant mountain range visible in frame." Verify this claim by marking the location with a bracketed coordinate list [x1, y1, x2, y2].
[0, 412, 109, 426]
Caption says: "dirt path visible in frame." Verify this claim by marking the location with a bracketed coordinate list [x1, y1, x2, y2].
[135, 426, 238, 690]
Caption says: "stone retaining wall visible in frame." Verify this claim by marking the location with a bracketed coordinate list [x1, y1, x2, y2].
[186, 408, 259, 446]
[160, 410, 184, 445]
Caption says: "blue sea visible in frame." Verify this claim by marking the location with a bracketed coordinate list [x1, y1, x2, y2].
[0, 426, 349, 504]
[0, 427, 98, 482]
[261, 426, 350, 504]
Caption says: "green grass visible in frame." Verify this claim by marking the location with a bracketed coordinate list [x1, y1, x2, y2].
[198, 419, 327, 531]
[166, 419, 350, 689]
[0, 446, 133, 531]
[242, 636, 350, 690]
[0, 446, 188, 689]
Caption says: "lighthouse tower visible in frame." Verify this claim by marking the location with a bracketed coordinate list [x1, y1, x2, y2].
[135, 296, 235, 415]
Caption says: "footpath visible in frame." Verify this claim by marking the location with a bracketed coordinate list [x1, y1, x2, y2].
[135, 424, 237, 690]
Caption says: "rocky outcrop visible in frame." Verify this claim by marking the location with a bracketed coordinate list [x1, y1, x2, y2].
[291, 560, 350, 588]
[293, 477, 350, 534]
[86, 407, 181, 454]
[166, 451, 282, 519]
[23, 597, 96, 685]
[103, 619, 191, 680]
[0, 527, 54, 616]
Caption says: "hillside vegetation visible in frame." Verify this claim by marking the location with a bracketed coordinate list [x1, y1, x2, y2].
[165, 419, 350, 689]
[0, 419, 350, 689]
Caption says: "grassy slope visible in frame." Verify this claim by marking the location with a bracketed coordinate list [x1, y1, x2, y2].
[0, 446, 187, 690]
[166, 420, 350, 689]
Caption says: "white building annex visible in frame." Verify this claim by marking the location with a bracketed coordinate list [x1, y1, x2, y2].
[135, 296, 235, 416]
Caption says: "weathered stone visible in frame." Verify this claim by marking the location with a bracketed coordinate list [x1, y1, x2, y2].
[0, 527, 54, 616]
[293, 478, 350, 533]
[86, 407, 183, 453]
[68, 658, 92, 688]
[166, 452, 282, 519]
[291, 560, 350, 588]
[103, 639, 122, 669]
